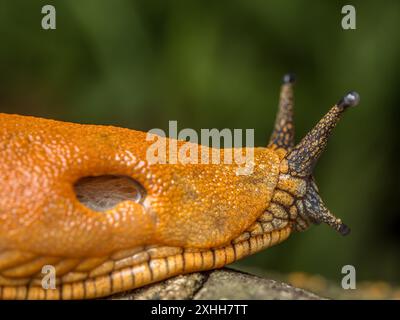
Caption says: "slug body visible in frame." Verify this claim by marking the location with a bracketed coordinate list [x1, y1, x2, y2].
[0, 75, 359, 299]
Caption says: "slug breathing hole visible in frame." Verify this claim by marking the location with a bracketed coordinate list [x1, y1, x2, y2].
[73, 175, 145, 212]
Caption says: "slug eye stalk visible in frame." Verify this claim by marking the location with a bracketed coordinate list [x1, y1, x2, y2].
[270, 74, 359, 235]
[268, 73, 296, 150]
[287, 91, 360, 177]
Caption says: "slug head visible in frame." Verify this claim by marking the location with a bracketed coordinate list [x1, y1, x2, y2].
[270, 77, 359, 236]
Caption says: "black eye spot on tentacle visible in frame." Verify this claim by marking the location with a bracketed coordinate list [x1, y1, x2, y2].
[338, 223, 351, 236]
[338, 91, 360, 109]
[282, 73, 296, 84]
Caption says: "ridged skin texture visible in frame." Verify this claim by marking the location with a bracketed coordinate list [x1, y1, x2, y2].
[0, 77, 354, 299]
[0, 113, 284, 258]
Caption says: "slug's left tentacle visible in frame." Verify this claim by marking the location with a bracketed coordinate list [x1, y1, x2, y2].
[269, 73, 296, 149]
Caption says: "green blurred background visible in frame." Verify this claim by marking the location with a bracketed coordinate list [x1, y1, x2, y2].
[0, 0, 399, 285]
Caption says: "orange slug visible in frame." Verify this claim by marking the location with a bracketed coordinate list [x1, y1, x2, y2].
[0, 74, 360, 299]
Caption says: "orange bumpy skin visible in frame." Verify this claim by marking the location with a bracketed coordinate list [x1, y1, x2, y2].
[0, 113, 293, 299]
[0, 76, 358, 299]
[0, 113, 283, 256]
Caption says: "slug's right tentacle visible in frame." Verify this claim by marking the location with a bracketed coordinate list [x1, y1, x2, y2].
[286, 91, 360, 177]
[269, 73, 296, 150]
[283, 91, 360, 235]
